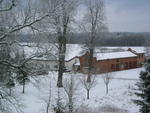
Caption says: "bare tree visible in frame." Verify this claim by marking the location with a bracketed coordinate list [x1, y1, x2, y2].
[102, 72, 113, 94]
[45, 77, 52, 113]
[35, 0, 78, 87]
[63, 74, 78, 113]
[78, 0, 106, 82]
[80, 74, 97, 99]
[37, 72, 55, 113]
[0, 0, 56, 112]
[40, 76, 52, 113]
[0, 0, 16, 12]
[53, 88, 66, 113]
[0, 85, 23, 113]
[56, 0, 78, 87]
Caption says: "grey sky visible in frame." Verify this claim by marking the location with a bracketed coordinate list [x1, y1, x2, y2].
[105, 0, 150, 32]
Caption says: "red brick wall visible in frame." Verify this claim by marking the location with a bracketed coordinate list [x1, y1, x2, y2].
[79, 53, 143, 74]
[95, 57, 138, 73]
[136, 53, 145, 67]
[79, 52, 97, 74]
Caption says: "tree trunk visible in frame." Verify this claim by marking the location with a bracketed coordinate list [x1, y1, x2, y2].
[57, 43, 66, 87]
[22, 79, 25, 94]
[57, 25, 67, 87]
[87, 73, 91, 83]
[106, 84, 108, 94]
[9, 88, 11, 96]
[87, 89, 90, 99]
[46, 103, 50, 113]
[87, 48, 94, 83]
[57, 59, 64, 87]
[68, 97, 73, 113]
[57, 42, 66, 87]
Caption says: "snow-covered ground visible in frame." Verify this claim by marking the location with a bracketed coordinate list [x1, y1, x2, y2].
[15, 68, 143, 113]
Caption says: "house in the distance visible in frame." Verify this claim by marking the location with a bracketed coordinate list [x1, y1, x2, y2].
[78, 48, 145, 74]
[24, 44, 145, 74]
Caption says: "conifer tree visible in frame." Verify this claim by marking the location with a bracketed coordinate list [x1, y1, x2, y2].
[134, 59, 150, 113]
[16, 69, 29, 94]
[16, 50, 30, 94]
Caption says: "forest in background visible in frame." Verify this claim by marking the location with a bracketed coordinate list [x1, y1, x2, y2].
[18, 32, 150, 46]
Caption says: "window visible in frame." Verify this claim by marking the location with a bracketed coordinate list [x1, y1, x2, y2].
[111, 64, 115, 70]
[133, 61, 137, 67]
[129, 62, 132, 68]
[116, 64, 119, 70]
[125, 62, 128, 69]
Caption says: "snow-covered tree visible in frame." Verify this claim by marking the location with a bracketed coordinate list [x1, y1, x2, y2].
[16, 50, 30, 94]
[134, 59, 150, 113]
[63, 74, 78, 113]
[102, 72, 113, 94]
[53, 88, 66, 113]
[80, 74, 97, 99]
[16, 69, 30, 94]
[55, 0, 78, 87]
[78, 0, 106, 82]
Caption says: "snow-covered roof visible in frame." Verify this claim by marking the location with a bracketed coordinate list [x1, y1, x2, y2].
[95, 51, 137, 61]
[125, 47, 145, 54]
[74, 62, 80, 65]
[132, 49, 145, 54]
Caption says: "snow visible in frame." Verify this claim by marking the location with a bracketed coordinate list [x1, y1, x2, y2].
[74, 62, 80, 65]
[14, 68, 143, 113]
[65, 45, 145, 61]
[95, 51, 137, 61]
[126, 47, 145, 54]
[22, 43, 83, 61]
[65, 44, 83, 61]
[22, 43, 145, 61]
[132, 49, 145, 54]
[14, 44, 145, 113]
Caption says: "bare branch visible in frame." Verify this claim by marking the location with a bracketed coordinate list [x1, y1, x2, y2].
[0, 14, 49, 41]
[0, 0, 16, 12]
[0, 60, 19, 69]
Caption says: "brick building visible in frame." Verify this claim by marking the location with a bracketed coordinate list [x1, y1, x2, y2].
[78, 48, 145, 74]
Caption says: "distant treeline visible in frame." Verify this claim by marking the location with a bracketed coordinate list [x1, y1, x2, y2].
[18, 32, 150, 46]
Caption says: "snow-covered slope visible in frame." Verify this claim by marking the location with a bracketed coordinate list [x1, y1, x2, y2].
[15, 68, 142, 113]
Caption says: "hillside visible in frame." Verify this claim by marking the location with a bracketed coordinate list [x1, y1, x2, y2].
[17, 32, 150, 46]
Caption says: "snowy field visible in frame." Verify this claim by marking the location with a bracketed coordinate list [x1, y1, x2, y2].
[15, 68, 143, 113]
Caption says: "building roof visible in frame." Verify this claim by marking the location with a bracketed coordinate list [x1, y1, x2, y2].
[95, 51, 137, 61]
[74, 62, 80, 65]
[132, 49, 145, 54]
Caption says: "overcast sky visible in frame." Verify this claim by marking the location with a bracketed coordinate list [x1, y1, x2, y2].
[105, 0, 150, 32]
